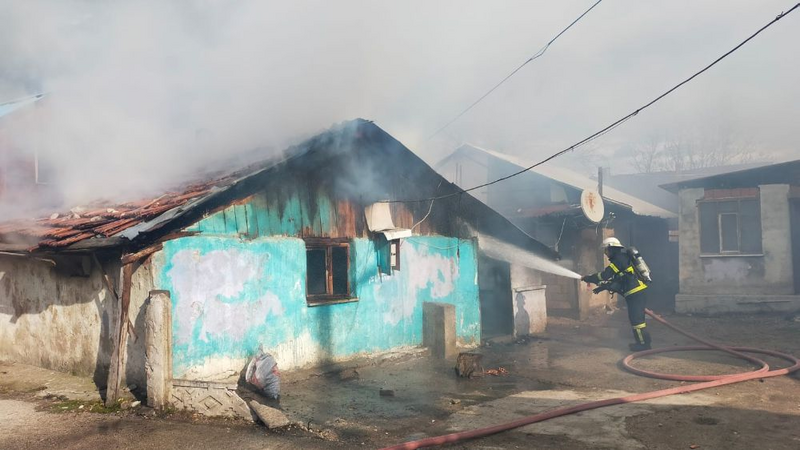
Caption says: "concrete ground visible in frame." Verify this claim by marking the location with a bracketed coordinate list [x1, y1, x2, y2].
[2, 310, 799, 449]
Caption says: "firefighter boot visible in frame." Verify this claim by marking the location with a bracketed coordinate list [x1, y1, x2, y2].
[628, 323, 652, 352]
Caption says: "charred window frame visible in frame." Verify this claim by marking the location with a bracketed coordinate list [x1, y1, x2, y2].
[699, 196, 762, 255]
[305, 238, 355, 306]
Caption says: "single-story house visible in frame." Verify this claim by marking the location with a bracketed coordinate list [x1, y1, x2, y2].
[0, 119, 558, 414]
[436, 144, 678, 316]
[661, 159, 800, 314]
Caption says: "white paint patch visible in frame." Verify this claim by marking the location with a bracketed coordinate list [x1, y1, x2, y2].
[178, 355, 248, 381]
[169, 248, 284, 345]
[378, 243, 460, 326]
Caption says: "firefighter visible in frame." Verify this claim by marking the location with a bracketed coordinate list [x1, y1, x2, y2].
[581, 237, 652, 351]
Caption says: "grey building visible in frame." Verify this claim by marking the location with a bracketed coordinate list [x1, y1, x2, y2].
[661, 159, 800, 314]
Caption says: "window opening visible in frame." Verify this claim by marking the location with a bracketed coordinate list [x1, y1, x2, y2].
[305, 240, 352, 304]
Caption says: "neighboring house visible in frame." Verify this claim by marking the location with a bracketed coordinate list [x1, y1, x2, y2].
[437, 144, 678, 316]
[661, 159, 800, 314]
[0, 119, 557, 414]
[0, 93, 61, 214]
[603, 163, 771, 214]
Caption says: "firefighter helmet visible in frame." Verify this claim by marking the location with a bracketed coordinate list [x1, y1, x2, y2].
[601, 237, 623, 249]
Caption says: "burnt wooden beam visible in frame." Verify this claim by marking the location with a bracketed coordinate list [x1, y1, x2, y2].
[121, 243, 163, 265]
[105, 261, 134, 406]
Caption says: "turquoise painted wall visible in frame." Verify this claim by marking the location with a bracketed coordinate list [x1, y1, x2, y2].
[156, 235, 479, 376]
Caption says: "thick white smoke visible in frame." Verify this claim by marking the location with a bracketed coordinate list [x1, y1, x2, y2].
[1, 1, 798, 215]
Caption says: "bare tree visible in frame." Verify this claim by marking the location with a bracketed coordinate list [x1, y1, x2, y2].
[627, 129, 771, 173]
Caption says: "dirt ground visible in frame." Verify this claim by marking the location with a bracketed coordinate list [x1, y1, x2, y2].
[2, 310, 799, 449]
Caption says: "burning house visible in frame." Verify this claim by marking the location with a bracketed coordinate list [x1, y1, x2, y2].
[0, 119, 559, 416]
[437, 144, 678, 317]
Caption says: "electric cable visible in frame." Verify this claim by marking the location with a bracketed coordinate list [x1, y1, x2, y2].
[426, 0, 604, 141]
[388, 3, 800, 204]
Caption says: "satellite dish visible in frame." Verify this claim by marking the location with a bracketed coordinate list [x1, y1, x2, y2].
[580, 189, 605, 223]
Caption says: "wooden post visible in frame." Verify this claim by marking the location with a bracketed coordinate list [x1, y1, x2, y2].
[105, 261, 134, 406]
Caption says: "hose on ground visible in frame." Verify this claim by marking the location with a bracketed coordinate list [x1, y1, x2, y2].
[381, 309, 800, 450]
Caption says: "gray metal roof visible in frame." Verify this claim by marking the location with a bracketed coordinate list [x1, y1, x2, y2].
[450, 144, 676, 219]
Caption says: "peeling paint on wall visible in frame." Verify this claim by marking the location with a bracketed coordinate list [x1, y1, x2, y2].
[155, 235, 479, 379]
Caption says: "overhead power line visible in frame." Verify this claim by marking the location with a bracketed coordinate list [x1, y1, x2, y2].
[392, 2, 800, 204]
[426, 0, 604, 141]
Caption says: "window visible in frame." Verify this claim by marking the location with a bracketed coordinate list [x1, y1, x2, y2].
[699, 197, 762, 254]
[305, 239, 353, 305]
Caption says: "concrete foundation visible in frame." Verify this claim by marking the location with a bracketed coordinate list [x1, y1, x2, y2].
[422, 302, 456, 359]
[145, 290, 172, 409]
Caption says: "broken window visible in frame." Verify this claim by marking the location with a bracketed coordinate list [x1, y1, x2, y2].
[305, 239, 353, 305]
[699, 196, 762, 255]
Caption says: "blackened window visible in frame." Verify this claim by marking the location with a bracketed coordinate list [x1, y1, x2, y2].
[699, 197, 762, 254]
[305, 240, 353, 305]
[306, 248, 327, 295]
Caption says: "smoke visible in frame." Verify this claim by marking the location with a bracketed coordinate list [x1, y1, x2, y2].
[1, 1, 798, 214]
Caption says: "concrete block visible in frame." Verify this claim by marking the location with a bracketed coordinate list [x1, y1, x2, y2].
[249, 400, 290, 429]
[423, 302, 456, 359]
[171, 379, 254, 421]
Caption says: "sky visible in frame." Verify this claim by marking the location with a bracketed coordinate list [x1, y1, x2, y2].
[1, 0, 798, 209]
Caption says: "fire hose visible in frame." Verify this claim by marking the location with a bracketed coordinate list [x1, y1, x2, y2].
[381, 309, 800, 450]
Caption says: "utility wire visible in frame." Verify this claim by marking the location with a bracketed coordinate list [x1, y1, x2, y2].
[426, 0, 603, 141]
[390, 3, 800, 204]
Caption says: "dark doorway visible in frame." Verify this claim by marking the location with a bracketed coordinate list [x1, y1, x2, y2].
[478, 255, 513, 340]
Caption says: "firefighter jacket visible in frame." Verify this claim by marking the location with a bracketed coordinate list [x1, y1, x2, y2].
[583, 248, 648, 296]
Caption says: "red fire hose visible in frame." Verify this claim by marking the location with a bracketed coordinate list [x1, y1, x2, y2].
[381, 309, 800, 450]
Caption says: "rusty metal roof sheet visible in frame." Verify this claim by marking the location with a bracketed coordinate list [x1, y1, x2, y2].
[0, 153, 287, 251]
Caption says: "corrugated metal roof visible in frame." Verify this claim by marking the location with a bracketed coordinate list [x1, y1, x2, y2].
[452, 144, 676, 219]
